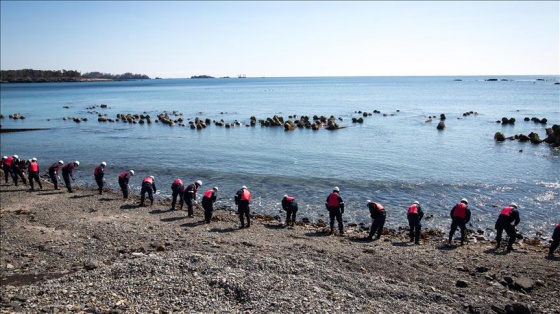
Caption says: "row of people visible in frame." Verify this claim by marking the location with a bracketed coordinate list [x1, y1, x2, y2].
[1, 155, 558, 256]
[326, 186, 558, 257]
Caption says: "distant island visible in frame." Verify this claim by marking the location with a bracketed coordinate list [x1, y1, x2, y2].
[0, 69, 150, 83]
[190, 75, 214, 79]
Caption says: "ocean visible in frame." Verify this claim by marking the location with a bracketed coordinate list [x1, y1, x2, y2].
[1, 76, 559, 237]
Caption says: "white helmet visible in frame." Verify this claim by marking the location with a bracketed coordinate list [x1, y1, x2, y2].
[129, 170, 135, 176]
[333, 186, 340, 192]
[461, 198, 468, 204]
[13, 155, 18, 159]
[510, 202, 518, 209]
[58, 160, 64, 165]
[101, 162, 107, 166]
[213, 186, 219, 191]
[413, 201, 420, 205]
[75, 161, 80, 166]
[366, 200, 372, 205]
[32, 157, 37, 162]
[150, 175, 155, 180]
[196, 180, 202, 186]
[2, 156, 7, 160]
[242, 185, 247, 189]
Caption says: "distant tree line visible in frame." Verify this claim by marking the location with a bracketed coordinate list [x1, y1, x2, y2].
[81, 72, 150, 80]
[0, 69, 150, 83]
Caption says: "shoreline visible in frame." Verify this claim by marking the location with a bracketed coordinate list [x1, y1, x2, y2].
[1, 180, 559, 313]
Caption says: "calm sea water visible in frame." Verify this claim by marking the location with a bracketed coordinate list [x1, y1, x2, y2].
[1, 76, 559, 237]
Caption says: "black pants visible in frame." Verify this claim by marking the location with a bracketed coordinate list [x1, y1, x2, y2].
[28, 171, 42, 190]
[285, 208, 297, 226]
[140, 183, 154, 205]
[449, 217, 467, 244]
[368, 214, 386, 239]
[62, 171, 72, 192]
[12, 167, 27, 186]
[49, 170, 59, 189]
[238, 204, 250, 227]
[184, 197, 194, 217]
[408, 216, 422, 243]
[203, 202, 213, 223]
[119, 179, 129, 198]
[95, 176, 104, 195]
[549, 226, 560, 255]
[328, 207, 343, 233]
[171, 186, 183, 209]
[495, 221, 516, 249]
[3, 165, 12, 183]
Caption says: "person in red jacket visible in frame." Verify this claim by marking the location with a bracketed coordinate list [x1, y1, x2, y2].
[27, 157, 42, 191]
[48, 160, 64, 190]
[2, 156, 13, 184]
[325, 187, 345, 235]
[118, 170, 134, 199]
[281, 195, 299, 228]
[407, 201, 424, 244]
[93, 162, 107, 195]
[183, 180, 202, 217]
[548, 222, 560, 257]
[202, 187, 218, 223]
[235, 185, 251, 228]
[140, 176, 157, 206]
[61, 161, 79, 193]
[170, 179, 184, 210]
[448, 198, 471, 246]
[495, 203, 520, 251]
[365, 200, 386, 241]
[10, 155, 27, 186]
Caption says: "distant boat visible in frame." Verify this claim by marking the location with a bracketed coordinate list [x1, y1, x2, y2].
[238, 74, 246, 78]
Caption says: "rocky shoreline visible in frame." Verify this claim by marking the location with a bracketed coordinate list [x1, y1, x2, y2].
[1, 182, 559, 313]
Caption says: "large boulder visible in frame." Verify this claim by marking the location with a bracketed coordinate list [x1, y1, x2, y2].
[528, 132, 542, 144]
[494, 132, 506, 142]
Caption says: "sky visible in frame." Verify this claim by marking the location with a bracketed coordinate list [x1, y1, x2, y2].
[1, 1, 559, 78]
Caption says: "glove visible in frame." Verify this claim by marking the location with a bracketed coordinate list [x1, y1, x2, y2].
[341, 208, 345, 214]
[325, 203, 329, 210]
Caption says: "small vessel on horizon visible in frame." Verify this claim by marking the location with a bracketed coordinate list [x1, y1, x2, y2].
[238, 74, 246, 78]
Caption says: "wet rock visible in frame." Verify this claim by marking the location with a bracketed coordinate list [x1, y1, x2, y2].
[494, 132, 506, 142]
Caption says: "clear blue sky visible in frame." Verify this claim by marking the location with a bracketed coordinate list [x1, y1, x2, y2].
[1, 1, 558, 78]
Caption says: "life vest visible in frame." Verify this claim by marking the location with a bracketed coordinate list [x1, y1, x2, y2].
[327, 192, 340, 207]
[285, 196, 295, 202]
[119, 171, 128, 179]
[62, 163, 72, 171]
[240, 189, 251, 201]
[18, 160, 26, 169]
[371, 202, 384, 211]
[408, 204, 419, 215]
[556, 222, 560, 228]
[94, 166, 103, 176]
[49, 163, 60, 172]
[143, 177, 153, 184]
[204, 189, 214, 198]
[4, 157, 13, 167]
[173, 179, 183, 186]
[28, 162, 39, 172]
[452, 203, 467, 219]
[500, 207, 513, 216]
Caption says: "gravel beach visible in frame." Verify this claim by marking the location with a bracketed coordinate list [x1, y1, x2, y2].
[1, 181, 559, 314]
